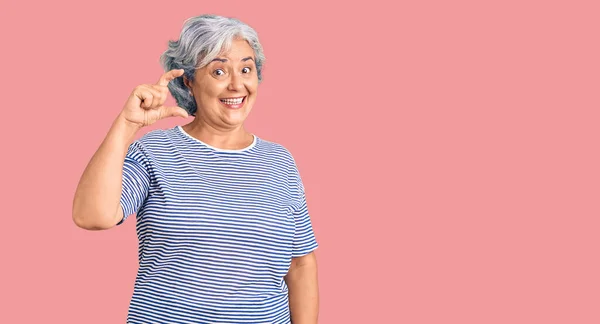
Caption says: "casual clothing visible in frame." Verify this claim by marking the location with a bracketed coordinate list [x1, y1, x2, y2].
[118, 125, 318, 323]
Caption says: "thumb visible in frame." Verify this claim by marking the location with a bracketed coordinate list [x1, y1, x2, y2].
[161, 106, 189, 119]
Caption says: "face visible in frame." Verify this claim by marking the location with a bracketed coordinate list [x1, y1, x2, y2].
[184, 38, 259, 129]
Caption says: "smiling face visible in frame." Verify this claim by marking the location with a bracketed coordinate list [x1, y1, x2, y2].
[184, 38, 259, 130]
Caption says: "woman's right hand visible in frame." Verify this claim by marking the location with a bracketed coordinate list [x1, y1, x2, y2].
[119, 69, 189, 128]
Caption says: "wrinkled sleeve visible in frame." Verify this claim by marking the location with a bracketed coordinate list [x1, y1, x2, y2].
[290, 160, 319, 257]
[117, 141, 151, 225]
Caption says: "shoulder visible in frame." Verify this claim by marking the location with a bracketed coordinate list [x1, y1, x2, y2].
[136, 127, 172, 145]
[124, 128, 177, 160]
[132, 127, 180, 151]
[256, 137, 298, 166]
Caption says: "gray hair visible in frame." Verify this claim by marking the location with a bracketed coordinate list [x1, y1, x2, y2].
[160, 14, 266, 116]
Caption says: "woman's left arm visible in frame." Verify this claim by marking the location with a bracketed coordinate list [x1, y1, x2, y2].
[285, 251, 319, 324]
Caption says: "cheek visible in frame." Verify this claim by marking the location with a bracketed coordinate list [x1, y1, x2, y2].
[197, 78, 227, 96]
[198, 89, 224, 103]
[245, 81, 259, 94]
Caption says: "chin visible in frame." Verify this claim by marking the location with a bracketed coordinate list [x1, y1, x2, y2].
[221, 110, 249, 124]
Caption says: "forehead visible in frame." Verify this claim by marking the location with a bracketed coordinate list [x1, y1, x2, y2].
[214, 38, 255, 61]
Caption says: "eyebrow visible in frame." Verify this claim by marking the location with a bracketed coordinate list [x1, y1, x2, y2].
[210, 56, 255, 63]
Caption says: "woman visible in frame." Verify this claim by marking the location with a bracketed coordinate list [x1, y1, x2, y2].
[72, 14, 319, 324]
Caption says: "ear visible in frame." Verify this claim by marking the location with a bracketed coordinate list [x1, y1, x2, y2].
[183, 75, 192, 91]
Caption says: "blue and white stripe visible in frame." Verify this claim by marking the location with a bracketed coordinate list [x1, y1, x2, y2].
[118, 125, 318, 323]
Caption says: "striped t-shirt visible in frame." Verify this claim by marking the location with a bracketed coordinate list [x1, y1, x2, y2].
[117, 125, 318, 324]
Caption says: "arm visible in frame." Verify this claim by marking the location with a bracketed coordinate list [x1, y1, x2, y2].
[285, 251, 319, 324]
[72, 114, 141, 230]
[72, 69, 187, 230]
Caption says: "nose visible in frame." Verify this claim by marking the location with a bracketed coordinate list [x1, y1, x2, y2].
[227, 72, 244, 91]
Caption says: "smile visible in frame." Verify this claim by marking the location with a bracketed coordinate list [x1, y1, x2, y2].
[219, 96, 246, 109]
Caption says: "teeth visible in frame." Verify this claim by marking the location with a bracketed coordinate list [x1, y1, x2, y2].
[220, 97, 244, 105]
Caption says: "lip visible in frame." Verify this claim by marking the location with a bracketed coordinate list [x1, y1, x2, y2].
[219, 96, 246, 110]
[219, 96, 246, 100]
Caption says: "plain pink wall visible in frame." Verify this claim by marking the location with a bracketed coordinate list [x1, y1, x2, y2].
[1, 0, 599, 323]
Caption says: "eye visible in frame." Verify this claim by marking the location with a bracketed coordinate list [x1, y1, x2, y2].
[213, 69, 226, 76]
[242, 67, 251, 74]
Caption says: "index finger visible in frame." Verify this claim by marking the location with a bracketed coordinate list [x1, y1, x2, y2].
[157, 69, 184, 86]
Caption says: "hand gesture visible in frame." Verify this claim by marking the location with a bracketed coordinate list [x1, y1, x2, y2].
[120, 69, 189, 128]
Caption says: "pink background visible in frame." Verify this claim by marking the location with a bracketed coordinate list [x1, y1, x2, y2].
[1, 0, 599, 323]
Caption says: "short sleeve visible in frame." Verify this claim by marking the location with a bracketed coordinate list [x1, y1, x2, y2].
[117, 141, 151, 225]
[290, 162, 319, 257]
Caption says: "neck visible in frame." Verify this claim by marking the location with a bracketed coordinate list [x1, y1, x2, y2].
[182, 118, 253, 150]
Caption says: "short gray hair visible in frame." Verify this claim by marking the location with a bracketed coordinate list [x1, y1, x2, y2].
[160, 14, 266, 116]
